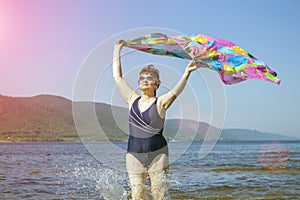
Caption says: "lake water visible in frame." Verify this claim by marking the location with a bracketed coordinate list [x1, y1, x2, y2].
[0, 141, 299, 199]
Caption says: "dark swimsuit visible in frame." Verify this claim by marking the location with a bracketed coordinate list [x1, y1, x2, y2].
[128, 96, 168, 168]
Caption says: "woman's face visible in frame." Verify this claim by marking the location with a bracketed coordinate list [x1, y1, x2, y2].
[138, 73, 158, 90]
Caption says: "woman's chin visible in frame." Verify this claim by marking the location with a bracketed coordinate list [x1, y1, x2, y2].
[140, 85, 149, 89]
[140, 87, 148, 91]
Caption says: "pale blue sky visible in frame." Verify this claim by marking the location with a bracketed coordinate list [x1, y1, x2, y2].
[0, 0, 299, 138]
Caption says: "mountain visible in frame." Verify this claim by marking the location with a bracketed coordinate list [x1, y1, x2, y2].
[0, 94, 297, 142]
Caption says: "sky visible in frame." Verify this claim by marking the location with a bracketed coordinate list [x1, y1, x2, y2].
[0, 0, 299, 138]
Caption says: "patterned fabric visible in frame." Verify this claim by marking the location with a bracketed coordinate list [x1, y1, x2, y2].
[125, 33, 280, 85]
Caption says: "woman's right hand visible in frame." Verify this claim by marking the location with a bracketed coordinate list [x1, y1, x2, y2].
[114, 40, 126, 51]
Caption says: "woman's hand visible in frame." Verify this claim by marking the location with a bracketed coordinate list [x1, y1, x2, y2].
[185, 60, 198, 75]
[114, 40, 126, 52]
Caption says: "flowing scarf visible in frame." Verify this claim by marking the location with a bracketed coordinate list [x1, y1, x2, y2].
[125, 33, 280, 85]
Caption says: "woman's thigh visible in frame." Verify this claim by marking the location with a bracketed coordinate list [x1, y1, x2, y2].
[148, 153, 169, 173]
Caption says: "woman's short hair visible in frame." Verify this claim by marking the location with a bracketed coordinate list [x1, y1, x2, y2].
[139, 64, 161, 88]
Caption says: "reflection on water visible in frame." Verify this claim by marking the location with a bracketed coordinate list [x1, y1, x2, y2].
[0, 141, 299, 199]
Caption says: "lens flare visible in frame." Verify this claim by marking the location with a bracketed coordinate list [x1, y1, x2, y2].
[259, 142, 289, 171]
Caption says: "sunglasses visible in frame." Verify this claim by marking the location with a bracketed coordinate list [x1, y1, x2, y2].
[139, 75, 155, 82]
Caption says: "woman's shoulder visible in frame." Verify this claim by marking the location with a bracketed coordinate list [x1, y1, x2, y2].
[156, 96, 166, 119]
[157, 92, 176, 111]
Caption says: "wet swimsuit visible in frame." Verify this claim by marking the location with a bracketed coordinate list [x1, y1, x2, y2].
[128, 96, 168, 167]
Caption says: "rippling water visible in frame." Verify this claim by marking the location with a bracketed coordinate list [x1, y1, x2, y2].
[0, 141, 299, 199]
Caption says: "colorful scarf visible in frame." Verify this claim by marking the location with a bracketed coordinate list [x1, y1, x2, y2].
[125, 33, 280, 85]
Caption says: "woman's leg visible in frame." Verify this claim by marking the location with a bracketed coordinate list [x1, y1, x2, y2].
[148, 154, 169, 200]
[126, 153, 147, 200]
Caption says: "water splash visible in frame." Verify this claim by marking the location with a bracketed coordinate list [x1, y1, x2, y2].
[73, 164, 129, 199]
[57, 160, 129, 199]
[57, 158, 192, 200]
[95, 168, 128, 200]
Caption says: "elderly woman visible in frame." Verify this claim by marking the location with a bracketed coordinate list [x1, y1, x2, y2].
[113, 40, 197, 200]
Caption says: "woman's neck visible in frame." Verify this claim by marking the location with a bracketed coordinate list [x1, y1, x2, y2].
[141, 91, 155, 100]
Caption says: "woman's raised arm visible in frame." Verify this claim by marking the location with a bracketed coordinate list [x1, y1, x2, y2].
[113, 40, 139, 105]
[158, 61, 197, 110]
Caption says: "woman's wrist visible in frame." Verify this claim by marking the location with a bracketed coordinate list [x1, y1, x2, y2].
[114, 46, 122, 53]
[183, 71, 191, 80]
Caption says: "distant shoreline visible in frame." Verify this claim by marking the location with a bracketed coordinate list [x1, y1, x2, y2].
[1, 94, 298, 142]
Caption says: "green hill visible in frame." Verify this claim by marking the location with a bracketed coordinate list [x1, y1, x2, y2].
[0, 94, 297, 142]
[0, 94, 76, 141]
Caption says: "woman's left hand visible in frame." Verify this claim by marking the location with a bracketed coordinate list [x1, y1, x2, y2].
[185, 60, 198, 74]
